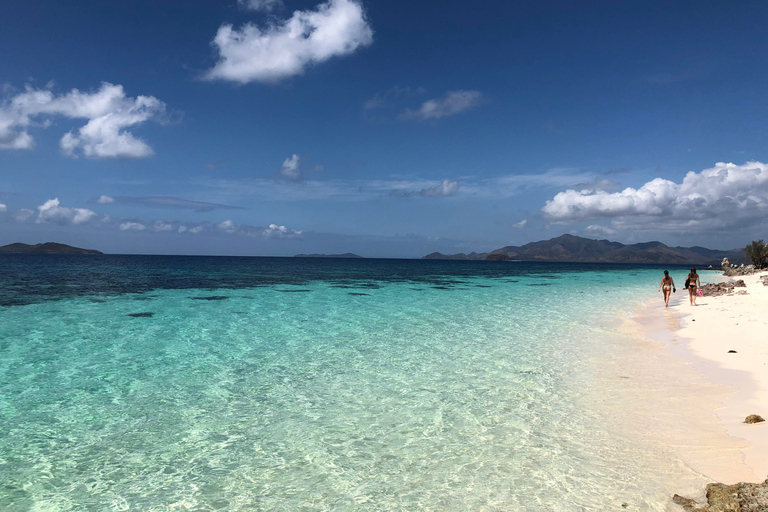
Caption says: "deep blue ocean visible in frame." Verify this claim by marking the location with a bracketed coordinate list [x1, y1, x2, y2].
[0, 255, 701, 511]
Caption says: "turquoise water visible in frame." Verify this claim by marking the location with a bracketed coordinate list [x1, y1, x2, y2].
[0, 258, 695, 511]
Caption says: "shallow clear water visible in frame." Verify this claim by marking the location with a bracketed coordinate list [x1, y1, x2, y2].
[0, 256, 696, 511]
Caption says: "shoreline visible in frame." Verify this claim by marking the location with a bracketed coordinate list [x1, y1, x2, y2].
[662, 270, 768, 481]
[629, 270, 768, 504]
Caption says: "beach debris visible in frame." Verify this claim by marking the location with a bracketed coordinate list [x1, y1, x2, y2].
[728, 350, 737, 353]
[700, 280, 747, 297]
[744, 414, 765, 424]
[674, 481, 768, 511]
[127, 312, 154, 317]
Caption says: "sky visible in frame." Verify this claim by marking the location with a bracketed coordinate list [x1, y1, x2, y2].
[2, 0, 768, 257]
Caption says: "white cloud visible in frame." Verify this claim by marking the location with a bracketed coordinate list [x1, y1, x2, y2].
[205, 0, 373, 83]
[419, 179, 459, 197]
[542, 161, 768, 233]
[36, 198, 97, 225]
[513, 219, 527, 228]
[276, 154, 302, 181]
[152, 221, 175, 232]
[262, 223, 302, 238]
[14, 208, 34, 222]
[585, 224, 616, 235]
[96, 195, 115, 204]
[400, 90, 481, 120]
[0, 203, 6, 213]
[119, 222, 146, 231]
[0, 82, 166, 158]
[217, 219, 237, 233]
[178, 224, 205, 234]
[239, 0, 282, 11]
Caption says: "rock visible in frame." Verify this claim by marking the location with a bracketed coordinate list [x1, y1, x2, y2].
[721, 257, 731, 268]
[127, 312, 154, 318]
[675, 481, 768, 511]
[724, 265, 759, 276]
[728, 350, 737, 353]
[673, 494, 700, 510]
[701, 280, 747, 297]
[744, 414, 765, 424]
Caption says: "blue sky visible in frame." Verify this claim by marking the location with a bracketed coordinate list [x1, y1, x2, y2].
[2, 0, 768, 257]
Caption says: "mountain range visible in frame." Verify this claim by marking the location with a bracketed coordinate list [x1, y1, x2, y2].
[423, 234, 745, 265]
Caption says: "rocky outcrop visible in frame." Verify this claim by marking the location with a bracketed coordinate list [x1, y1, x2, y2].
[724, 264, 759, 276]
[674, 481, 768, 511]
[721, 257, 731, 268]
[701, 280, 747, 297]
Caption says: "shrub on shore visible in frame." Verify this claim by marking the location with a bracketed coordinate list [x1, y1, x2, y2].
[744, 240, 768, 268]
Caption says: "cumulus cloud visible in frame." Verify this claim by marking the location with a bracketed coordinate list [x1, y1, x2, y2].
[419, 179, 459, 197]
[14, 208, 34, 222]
[0, 203, 6, 213]
[217, 219, 238, 233]
[239, 0, 282, 11]
[262, 223, 302, 239]
[276, 154, 302, 181]
[179, 225, 205, 234]
[400, 90, 481, 120]
[513, 219, 527, 228]
[542, 161, 768, 233]
[206, 0, 373, 84]
[36, 198, 97, 225]
[119, 222, 146, 231]
[0, 82, 166, 158]
[585, 224, 616, 235]
[96, 195, 115, 204]
[152, 221, 175, 232]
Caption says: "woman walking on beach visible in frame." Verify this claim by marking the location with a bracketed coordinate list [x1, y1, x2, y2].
[686, 267, 701, 306]
[658, 270, 676, 308]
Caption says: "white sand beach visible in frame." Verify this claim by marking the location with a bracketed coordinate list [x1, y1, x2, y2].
[627, 270, 768, 488]
[577, 269, 768, 508]
[666, 271, 768, 483]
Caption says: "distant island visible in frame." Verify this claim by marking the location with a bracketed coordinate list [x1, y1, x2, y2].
[294, 253, 363, 259]
[423, 234, 744, 265]
[0, 242, 103, 255]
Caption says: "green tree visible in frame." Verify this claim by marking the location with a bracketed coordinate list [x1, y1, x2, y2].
[745, 240, 768, 268]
